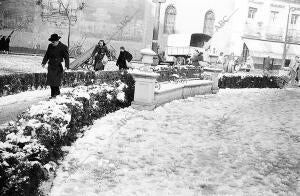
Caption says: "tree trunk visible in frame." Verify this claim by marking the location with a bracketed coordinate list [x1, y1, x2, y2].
[68, 19, 71, 51]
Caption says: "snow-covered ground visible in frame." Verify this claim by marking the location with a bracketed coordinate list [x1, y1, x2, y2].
[0, 88, 71, 125]
[0, 54, 46, 74]
[50, 88, 300, 196]
[0, 54, 141, 74]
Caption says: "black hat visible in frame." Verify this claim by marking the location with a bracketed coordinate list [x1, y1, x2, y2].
[48, 34, 61, 42]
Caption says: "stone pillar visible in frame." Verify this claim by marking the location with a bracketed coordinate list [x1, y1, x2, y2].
[130, 48, 159, 110]
[204, 68, 222, 94]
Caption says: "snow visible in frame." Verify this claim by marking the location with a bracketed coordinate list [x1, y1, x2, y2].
[219, 69, 290, 79]
[0, 88, 72, 126]
[156, 80, 212, 92]
[50, 88, 300, 196]
[0, 54, 74, 75]
[0, 54, 46, 75]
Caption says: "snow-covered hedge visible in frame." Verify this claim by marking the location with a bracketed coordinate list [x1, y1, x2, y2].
[155, 66, 204, 82]
[0, 79, 133, 196]
[0, 71, 126, 97]
[219, 74, 289, 89]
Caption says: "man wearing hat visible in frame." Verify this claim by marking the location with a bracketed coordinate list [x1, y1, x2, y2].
[41, 34, 69, 98]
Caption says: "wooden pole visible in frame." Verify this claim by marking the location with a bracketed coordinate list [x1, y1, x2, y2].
[282, 5, 293, 68]
[152, 0, 165, 54]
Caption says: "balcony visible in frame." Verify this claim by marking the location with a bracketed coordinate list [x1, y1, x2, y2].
[243, 21, 263, 39]
[287, 29, 300, 43]
[265, 26, 284, 42]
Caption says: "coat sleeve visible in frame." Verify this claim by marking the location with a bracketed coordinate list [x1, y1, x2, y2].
[42, 45, 50, 65]
[91, 46, 98, 57]
[104, 46, 109, 56]
[126, 51, 133, 62]
[63, 45, 70, 69]
[116, 54, 121, 67]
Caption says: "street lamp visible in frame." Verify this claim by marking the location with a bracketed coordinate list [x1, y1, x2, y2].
[152, 0, 166, 54]
[282, 6, 296, 68]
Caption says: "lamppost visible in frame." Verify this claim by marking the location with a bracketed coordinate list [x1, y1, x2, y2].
[282, 5, 295, 68]
[152, 0, 166, 54]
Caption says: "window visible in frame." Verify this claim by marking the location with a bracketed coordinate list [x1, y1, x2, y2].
[270, 11, 279, 22]
[203, 10, 215, 36]
[164, 5, 176, 34]
[291, 14, 299, 25]
[248, 7, 257, 19]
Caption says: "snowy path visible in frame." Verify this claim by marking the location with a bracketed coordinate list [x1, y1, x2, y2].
[51, 89, 300, 196]
[0, 88, 71, 125]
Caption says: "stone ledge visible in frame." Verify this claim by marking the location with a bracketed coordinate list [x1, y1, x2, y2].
[154, 80, 213, 107]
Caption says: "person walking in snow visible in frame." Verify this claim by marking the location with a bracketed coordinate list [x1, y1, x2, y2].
[4, 35, 11, 54]
[191, 50, 203, 67]
[91, 40, 109, 71]
[41, 34, 69, 99]
[289, 55, 300, 86]
[0, 36, 6, 53]
[116, 46, 133, 70]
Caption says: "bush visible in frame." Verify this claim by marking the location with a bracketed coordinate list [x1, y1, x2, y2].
[0, 78, 134, 196]
[0, 71, 135, 97]
[218, 74, 289, 89]
[155, 66, 204, 82]
[0, 71, 96, 97]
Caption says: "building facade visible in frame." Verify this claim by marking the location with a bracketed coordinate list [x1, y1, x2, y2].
[154, 0, 300, 67]
[1, 0, 300, 66]
[0, 0, 150, 58]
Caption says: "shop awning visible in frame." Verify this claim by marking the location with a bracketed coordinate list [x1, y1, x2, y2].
[243, 38, 300, 59]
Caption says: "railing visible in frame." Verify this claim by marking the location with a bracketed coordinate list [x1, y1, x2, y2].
[243, 22, 262, 38]
[287, 29, 300, 43]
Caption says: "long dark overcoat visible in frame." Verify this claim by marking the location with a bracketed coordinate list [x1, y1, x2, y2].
[91, 45, 109, 71]
[42, 42, 69, 87]
[116, 50, 133, 70]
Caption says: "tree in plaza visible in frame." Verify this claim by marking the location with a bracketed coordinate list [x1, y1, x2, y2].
[38, 0, 86, 50]
[57, 0, 85, 50]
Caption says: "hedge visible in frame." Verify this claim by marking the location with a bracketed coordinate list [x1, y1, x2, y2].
[0, 72, 134, 196]
[156, 67, 204, 82]
[218, 75, 289, 89]
[0, 71, 98, 97]
[0, 66, 204, 97]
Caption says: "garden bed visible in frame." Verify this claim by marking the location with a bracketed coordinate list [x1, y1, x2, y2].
[0, 73, 134, 196]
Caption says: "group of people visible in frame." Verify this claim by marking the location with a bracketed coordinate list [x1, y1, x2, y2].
[41, 34, 134, 99]
[289, 55, 300, 86]
[217, 52, 244, 73]
[0, 35, 11, 53]
[90, 40, 133, 71]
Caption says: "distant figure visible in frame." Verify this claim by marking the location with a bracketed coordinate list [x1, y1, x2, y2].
[0, 36, 6, 52]
[4, 35, 11, 53]
[263, 56, 272, 71]
[91, 40, 109, 71]
[41, 34, 69, 99]
[289, 56, 300, 86]
[191, 50, 203, 67]
[217, 52, 225, 64]
[245, 56, 255, 70]
[116, 46, 133, 70]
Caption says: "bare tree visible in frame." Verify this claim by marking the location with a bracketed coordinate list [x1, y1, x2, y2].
[56, 0, 86, 50]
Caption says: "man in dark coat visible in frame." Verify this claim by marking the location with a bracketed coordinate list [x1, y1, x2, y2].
[116, 46, 133, 70]
[4, 35, 11, 53]
[191, 50, 203, 67]
[0, 36, 5, 52]
[41, 34, 69, 98]
[91, 40, 109, 71]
